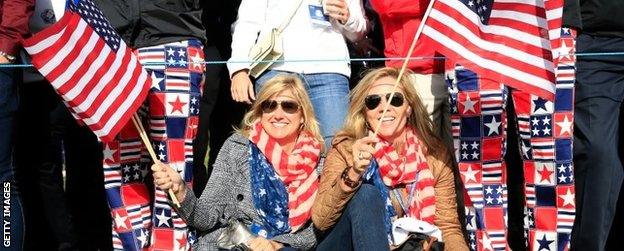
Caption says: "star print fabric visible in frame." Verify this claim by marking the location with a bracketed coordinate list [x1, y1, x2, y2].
[447, 28, 576, 251]
[102, 40, 204, 251]
[248, 144, 293, 238]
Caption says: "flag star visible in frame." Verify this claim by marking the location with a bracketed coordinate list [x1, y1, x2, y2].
[522, 141, 531, 157]
[191, 96, 198, 104]
[470, 151, 479, 159]
[532, 127, 540, 136]
[557, 115, 573, 136]
[158, 153, 166, 161]
[496, 186, 503, 194]
[123, 165, 131, 172]
[167, 48, 175, 56]
[481, 232, 493, 251]
[169, 96, 188, 114]
[470, 141, 479, 149]
[558, 174, 567, 183]
[158, 143, 166, 151]
[537, 235, 554, 251]
[484, 116, 501, 135]
[178, 60, 187, 66]
[133, 173, 140, 180]
[462, 95, 477, 113]
[103, 144, 116, 162]
[557, 40, 573, 60]
[155, 210, 171, 227]
[539, 165, 553, 183]
[275, 205, 282, 213]
[542, 116, 551, 125]
[167, 58, 177, 65]
[177, 48, 186, 57]
[486, 196, 494, 204]
[533, 98, 549, 112]
[114, 212, 128, 229]
[542, 127, 551, 135]
[558, 164, 567, 173]
[462, 141, 469, 150]
[123, 175, 130, 182]
[461, 165, 479, 183]
[276, 220, 284, 228]
[191, 52, 203, 70]
[468, 1, 474, 6]
[133, 163, 140, 171]
[532, 117, 540, 125]
[151, 73, 163, 90]
[259, 189, 266, 196]
[462, 152, 469, 160]
[137, 230, 147, 247]
[485, 186, 493, 194]
[559, 188, 575, 207]
[495, 196, 503, 204]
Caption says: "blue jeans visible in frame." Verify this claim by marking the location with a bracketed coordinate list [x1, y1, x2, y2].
[316, 184, 390, 251]
[0, 68, 24, 250]
[256, 71, 349, 150]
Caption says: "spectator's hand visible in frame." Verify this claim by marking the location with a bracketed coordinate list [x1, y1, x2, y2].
[351, 134, 378, 176]
[324, 0, 350, 24]
[247, 237, 283, 251]
[231, 70, 256, 104]
[0, 55, 11, 64]
[151, 162, 186, 201]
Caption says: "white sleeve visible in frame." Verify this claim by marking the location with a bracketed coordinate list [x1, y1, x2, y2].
[227, 0, 268, 78]
[332, 0, 368, 42]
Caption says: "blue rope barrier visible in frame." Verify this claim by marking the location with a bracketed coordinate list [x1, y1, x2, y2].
[2, 52, 624, 68]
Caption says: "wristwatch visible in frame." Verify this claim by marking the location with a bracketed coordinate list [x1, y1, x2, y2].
[0, 51, 16, 63]
[341, 167, 360, 189]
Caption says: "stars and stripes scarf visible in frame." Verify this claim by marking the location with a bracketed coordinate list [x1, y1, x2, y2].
[248, 121, 321, 234]
[373, 128, 436, 224]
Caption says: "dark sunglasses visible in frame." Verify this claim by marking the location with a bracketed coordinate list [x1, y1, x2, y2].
[260, 100, 300, 114]
[364, 92, 405, 110]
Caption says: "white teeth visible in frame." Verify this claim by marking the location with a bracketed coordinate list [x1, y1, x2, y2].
[272, 122, 288, 128]
[380, 117, 395, 122]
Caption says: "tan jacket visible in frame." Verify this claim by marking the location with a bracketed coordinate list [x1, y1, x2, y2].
[312, 134, 468, 251]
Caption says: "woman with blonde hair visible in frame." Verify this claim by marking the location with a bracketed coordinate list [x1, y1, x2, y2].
[312, 67, 467, 250]
[152, 75, 323, 250]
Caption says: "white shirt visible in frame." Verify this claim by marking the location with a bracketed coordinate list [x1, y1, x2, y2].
[227, 0, 367, 78]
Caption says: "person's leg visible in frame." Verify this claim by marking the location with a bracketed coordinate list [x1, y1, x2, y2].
[410, 73, 452, 146]
[63, 103, 112, 250]
[192, 45, 221, 195]
[0, 68, 23, 250]
[316, 184, 389, 251]
[571, 34, 624, 251]
[300, 73, 350, 150]
[446, 65, 509, 251]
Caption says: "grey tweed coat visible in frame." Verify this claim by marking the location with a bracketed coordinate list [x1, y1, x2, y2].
[176, 133, 318, 250]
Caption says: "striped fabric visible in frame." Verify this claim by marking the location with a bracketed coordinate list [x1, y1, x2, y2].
[373, 128, 436, 223]
[248, 121, 322, 231]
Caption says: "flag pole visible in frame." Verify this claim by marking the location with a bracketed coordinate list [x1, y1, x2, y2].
[131, 113, 181, 207]
[373, 0, 438, 137]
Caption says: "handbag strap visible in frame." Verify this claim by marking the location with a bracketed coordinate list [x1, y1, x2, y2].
[276, 0, 305, 33]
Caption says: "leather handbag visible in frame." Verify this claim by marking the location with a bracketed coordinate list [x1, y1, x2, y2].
[216, 219, 257, 250]
[247, 0, 303, 78]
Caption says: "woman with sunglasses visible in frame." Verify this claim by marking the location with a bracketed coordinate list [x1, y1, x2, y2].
[152, 75, 323, 250]
[312, 67, 467, 250]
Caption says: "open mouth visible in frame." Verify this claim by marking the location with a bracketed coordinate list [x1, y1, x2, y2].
[271, 121, 289, 128]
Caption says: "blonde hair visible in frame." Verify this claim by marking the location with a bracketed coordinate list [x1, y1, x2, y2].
[237, 74, 324, 149]
[341, 67, 447, 157]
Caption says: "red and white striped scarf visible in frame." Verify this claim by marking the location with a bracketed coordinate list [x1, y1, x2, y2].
[373, 128, 436, 224]
[248, 121, 321, 231]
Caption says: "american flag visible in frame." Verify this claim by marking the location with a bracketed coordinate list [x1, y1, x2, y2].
[23, 0, 151, 142]
[421, 0, 560, 100]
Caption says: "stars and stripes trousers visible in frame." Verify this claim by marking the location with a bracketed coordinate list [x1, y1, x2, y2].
[448, 30, 576, 251]
[101, 39, 205, 251]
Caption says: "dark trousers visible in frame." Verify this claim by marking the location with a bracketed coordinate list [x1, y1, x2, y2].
[572, 33, 624, 251]
[0, 68, 24, 250]
[14, 81, 111, 250]
[316, 184, 390, 251]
